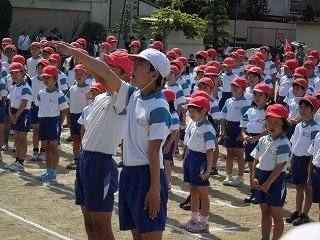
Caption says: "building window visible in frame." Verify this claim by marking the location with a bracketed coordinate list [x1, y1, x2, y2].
[289, 0, 303, 15]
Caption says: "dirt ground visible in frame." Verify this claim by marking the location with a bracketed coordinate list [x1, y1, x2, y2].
[0, 127, 318, 240]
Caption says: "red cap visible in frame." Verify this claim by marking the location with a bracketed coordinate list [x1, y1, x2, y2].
[256, 52, 265, 61]
[71, 42, 81, 48]
[151, 41, 164, 50]
[162, 88, 175, 101]
[185, 96, 210, 112]
[309, 50, 319, 59]
[294, 67, 309, 78]
[253, 83, 272, 95]
[41, 65, 58, 77]
[301, 95, 320, 111]
[249, 55, 260, 64]
[198, 77, 214, 88]
[36, 59, 50, 67]
[177, 56, 187, 65]
[222, 57, 235, 67]
[12, 55, 25, 65]
[230, 51, 240, 59]
[101, 42, 112, 50]
[102, 51, 133, 75]
[207, 48, 217, 58]
[130, 40, 141, 47]
[196, 50, 208, 59]
[74, 64, 88, 74]
[248, 66, 262, 76]
[2, 38, 12, 45]
[260, 45, 270, 53]
[49, 53, 61, 64]
[190, 90, 210, 101]
[170, 65, 179, 75]
[106, 35, 117, 43]
[316, 89, 320, 96]
[76, 38, 87, 47]
[304, 60, 315, 68]
[172, 48, 182, 56]
[283, 59, 299, 69]
[293, 78, 309, 89]
[171, 60, 183, 72]
[284, 51, 295, 59]
[266, 104, 289, 119]
[166, 51, 177, 59]
[206, 60, 220, 70]
[231, 77, 247, 87]
[204, 66, 219, 76]
[284, 44, 292, 53]
[40, 39, 48, 47]
[9, 62, 24, 72]
[197, 65, 207, 73]
[43, 47, 54, 54]
[244, 64, 255, 72]
[4, 44, 17, 52]
[91, 81, 107, 93]
[236, 49, 246, 57]
[30, 42, 41, 48]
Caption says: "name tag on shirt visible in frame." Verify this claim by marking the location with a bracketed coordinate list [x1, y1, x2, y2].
[269, 149, 277, 155]
[137, 118, 147, 127]
[302, 131, 310, 137]
[50, 99, 57, 104]
[196, 133, 203, 138]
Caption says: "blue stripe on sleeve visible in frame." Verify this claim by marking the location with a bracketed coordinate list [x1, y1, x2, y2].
[148, 107, 171, 128]
[22, 87, 32, 96]
[37, 94, 41, 101]
[211, 105, 219, 114]
[221, 104, 227, 113]
[176, 90, 184, 98]
[204, 131, 215, 142]
[172, 117, 179, 125]
[60, 77, 67, 85]
[241, 105, 250, 116]
[58, 95, 66, 105]
[0, 82, 6, 91]
[128, 86, 137, 103]
[277, 144, 291, 155]
[311, 130, 319, 141]
[65, 90, 70, 99]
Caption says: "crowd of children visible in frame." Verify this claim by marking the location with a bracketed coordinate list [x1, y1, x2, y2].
[1, 35, 320, 240]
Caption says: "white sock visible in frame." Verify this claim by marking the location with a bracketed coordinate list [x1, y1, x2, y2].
[200, 215, 209, 223]
[191, 212, 199, 221]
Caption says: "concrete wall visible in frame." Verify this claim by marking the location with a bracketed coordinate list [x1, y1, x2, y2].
[295, 23, 320, 50]
[267, 0, 290, 17]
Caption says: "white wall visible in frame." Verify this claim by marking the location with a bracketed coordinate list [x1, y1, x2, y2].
[295, 23, 320, 50]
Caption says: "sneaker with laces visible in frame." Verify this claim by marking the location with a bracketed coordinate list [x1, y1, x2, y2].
[66, 160, 77, 170]
[222, 176, 234, 186]
[244, 163, 251, 173]
[180, 219, 198, 230]
[38, 151, 46, 161]
[31, 151, 39, 161]
[244, 193, 254, 203]
[38, 171, 56, 182]
[229, 177, 244, 187]
[285, 211, 300, 223]
[292, 213, 310, 226]
[184, 221, 209, 233]
[7, 161, 24, 172]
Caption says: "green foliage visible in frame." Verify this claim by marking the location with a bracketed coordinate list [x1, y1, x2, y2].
[243, 0, 270, 21]
[80, 21, 107, 42]
[0, 0, 12, 40]
[151, 8, 207, 43]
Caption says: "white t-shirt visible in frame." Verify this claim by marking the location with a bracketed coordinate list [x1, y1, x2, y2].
[114, 82, 171, 168]
[264, 60, 277, 78]
[65, 83, 91, 114]
[26, 55, 42, 78]
[35, 88, 68, 117]
[240, 106, 266, 134]
[279, 75, 294, 97]
[221, 95, 250, 122]
[209, 97, 221, 120]
[58, 70, 68, 91]
[251, 134, 291, 171]
[308, 131, 320, 167]
[31, 75, 46, 102]
[17, 35, 31, 51]
[165, 82, 186, 108]
[220, 72, 237, 92]
[170, 111, 180, 131]
[8, 81, 32, 109]
[78, 103, 93, 130]
[287, 97, 302, 121]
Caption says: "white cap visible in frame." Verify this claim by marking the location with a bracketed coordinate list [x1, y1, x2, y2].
[129, 48, 170, 78]
[280, 222, 320, 240]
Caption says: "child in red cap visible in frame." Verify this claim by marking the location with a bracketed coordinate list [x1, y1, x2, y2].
[26, 42, 42, 78]
[251, 103, 291, 240]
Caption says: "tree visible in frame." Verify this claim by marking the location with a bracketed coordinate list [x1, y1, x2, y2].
[80, 21, 107, 43]
[0, 0, 12, 40]
[243, 0, 270, 21]
[150, 8, 208, 45]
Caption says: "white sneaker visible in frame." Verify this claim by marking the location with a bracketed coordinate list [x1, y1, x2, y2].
[38, 151, 46, 161]
[10, 130, 14, 135]
[31, 151, 39, 161]
[7, 161, 24, 172]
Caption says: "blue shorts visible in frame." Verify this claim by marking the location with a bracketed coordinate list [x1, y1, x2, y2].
[254, 169, 286, 207]
[292, 155, 311, 185]
[244, 132, 260, 162]
[11, 108, 31, 132]
[218, 91, 232, 111]
[224, 121, 244, 149]
[39, 117, 61, 141]
[213, 120, 220, 138]
[277, 96, 286, 106]
[30, 102, 39, 124]
[183, 150, 209, 186]
[0, 101, 5, 124]
[163, 135, 175, 161]
[70, 113, 82, 136]
[312, 166, 320, 203]
[119, 165, 168, 233]
[75, 150, 119, 212]
[4, 99, 10, 116]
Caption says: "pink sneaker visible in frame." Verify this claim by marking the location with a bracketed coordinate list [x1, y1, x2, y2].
[184, 221, 209, 233]
[180, 219, 198, 230]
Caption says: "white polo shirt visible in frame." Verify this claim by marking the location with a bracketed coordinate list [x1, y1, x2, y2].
[221, 95, 250, 122]
[240, 106, 266, 134]
[264, 60, 277, 78]
[165, 82, 186, 108]
[26, 55, 42, 78]
[262, 74, 273, 88]
[244, 87, 253, 103]
[65, 83, 91, 114]
[58, 70, 68, 91]
[8, 81, 32, 109]
[278, 75, 294, 97]
[31, 75, 46, 102]
[171, 111, 180, 131]
[65, 69, 75, 88]
[114, 82, 171, 168]
[35, 88, 68, 117]
[77, 103, 93, 130]
[184, 119, 216, 153]
[209, 97, 221, 120]
[251, 134, 292, 172]
[220, 72, 237, 92]
[308, 132, 320, 168]
[176, 76, 190, 97]
[1, 66, 7, 79]
[291, 119, 320, 156]
[287, 97, 302, 121]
